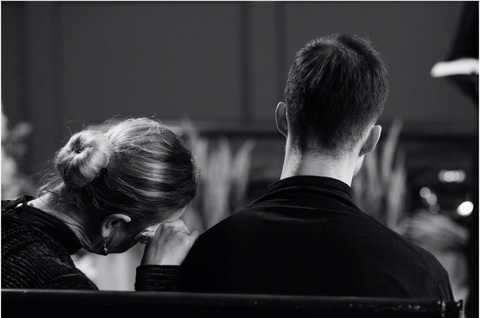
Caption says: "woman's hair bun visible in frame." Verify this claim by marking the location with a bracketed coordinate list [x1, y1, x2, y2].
[54, 130, 113, 189]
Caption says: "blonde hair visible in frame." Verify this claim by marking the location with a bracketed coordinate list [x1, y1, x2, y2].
[39, 118, 197, 227]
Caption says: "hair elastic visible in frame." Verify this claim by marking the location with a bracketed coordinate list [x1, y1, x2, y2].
[83, 167, 109, 190]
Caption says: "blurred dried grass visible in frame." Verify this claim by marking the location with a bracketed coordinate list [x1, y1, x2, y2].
[1, 107, 36, 199]
[352, 119, 406, 232]
[180, 120, 255, 233]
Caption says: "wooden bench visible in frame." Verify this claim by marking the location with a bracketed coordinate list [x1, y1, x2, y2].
[1, 289, 463, 318]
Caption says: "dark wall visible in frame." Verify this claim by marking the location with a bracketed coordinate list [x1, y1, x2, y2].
[2, 1, 477, 176]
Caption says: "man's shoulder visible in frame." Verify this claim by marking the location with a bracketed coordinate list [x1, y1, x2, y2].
[184, 207, 257, 261]
[401, 237, 450, 276]
[198, 208, 252, 240]
[359, 214, 451, 282]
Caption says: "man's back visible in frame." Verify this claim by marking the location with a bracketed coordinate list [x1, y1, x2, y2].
[181, 176, 453, 300]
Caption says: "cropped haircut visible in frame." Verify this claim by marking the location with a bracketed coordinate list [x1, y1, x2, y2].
[285, 34, 389, 158]
[38, 118, 198, 228]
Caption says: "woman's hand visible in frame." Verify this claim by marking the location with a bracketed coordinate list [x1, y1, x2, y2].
[141, 220, 199, 266]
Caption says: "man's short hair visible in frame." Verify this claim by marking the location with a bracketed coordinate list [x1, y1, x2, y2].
[285, 34, 389, 158]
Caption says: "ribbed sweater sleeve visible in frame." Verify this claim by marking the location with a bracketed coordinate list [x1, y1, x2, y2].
[135, 265, 180, 291]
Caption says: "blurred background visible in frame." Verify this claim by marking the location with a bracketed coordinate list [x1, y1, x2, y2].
[1, 1, 478, 315]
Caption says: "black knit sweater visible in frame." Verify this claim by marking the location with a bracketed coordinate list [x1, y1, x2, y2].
[2, 195, 179, 291]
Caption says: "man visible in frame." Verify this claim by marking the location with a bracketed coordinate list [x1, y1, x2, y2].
[181, 34, 454, 300]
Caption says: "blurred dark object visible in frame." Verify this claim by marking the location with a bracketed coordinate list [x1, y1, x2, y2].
[430, 3, 478, 317]
[469, 141, 479, 318]
[446, 2, 479, 61]
[439, 2, 478, 318]
[446, 1, 478, 104]
[445, 73, 478, 105]
[430, 2, 479, 105]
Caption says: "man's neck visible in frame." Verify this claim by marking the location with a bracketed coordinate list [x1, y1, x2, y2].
[279, 147, 357, 186]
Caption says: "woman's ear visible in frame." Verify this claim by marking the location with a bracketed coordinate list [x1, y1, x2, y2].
[275, 102, 288, 138]
[101, 214, 132, 238]
[359, 125, 382, 156]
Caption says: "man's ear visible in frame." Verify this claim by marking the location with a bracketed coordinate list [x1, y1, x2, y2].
[275, 102, 288, 138]
[359, 125, 382, 156]
[101, 214, 132, 238]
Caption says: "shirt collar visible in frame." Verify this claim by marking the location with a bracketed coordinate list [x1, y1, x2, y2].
[265, 175, 353, 199]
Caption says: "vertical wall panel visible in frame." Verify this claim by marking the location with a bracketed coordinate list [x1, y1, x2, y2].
[25, 3, 63, 174]
[249, 2, 278, 123]
[1, 3, 28, 126]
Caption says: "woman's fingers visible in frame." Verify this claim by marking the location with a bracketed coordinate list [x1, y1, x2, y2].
[189, 230, 200, 241]
[141, 220, 198, 266]
[162, 220, 189, 234]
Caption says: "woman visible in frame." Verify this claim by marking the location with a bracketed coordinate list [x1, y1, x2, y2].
[1, 117, 199, 290]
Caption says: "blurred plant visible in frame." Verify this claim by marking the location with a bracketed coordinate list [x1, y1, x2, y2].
[1, 107, 36, 199]
[352, 118, 406, 231]
[402, 211, 469, 251]
[180, 120, 255, 232]
[400, 211, 469, 302]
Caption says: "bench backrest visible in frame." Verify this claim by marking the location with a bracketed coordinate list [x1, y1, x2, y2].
[1, 289, 463, 318]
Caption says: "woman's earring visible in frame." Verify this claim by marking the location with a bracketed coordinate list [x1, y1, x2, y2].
[103, 237, 109, 256]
